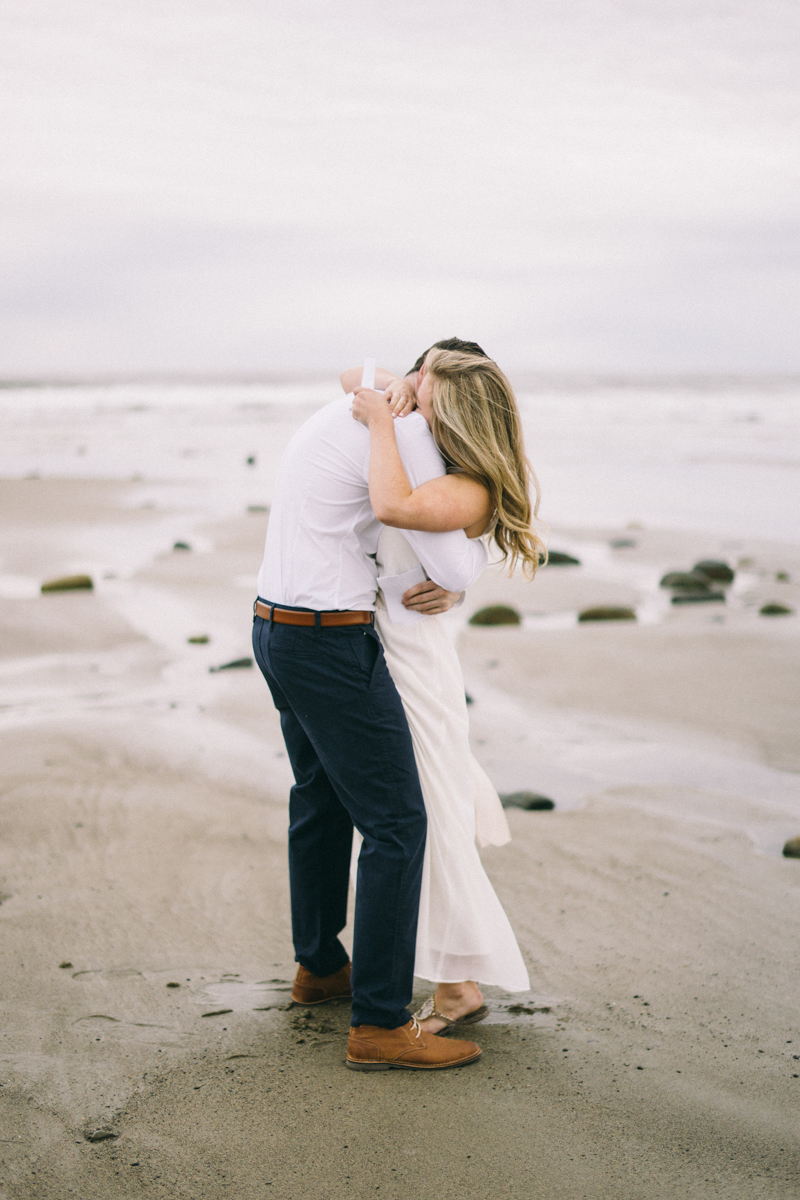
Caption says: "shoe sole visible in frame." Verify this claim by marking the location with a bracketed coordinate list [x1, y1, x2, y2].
[345, 1051, 481, 1072]
[439, 1005, 491, 1035]
[291, 992, 352, 1006]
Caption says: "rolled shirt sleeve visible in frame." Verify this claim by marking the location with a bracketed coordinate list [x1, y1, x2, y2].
[392, 415, 489, 593]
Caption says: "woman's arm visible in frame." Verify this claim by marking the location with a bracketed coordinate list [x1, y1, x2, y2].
[352, 387, 492, 534]
[340, 366, 416, 417]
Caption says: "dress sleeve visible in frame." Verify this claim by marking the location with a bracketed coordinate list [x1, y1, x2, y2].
[392, 416, 489, 592]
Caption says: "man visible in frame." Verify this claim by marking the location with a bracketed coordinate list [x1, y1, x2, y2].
[253, 340, 488, 1071]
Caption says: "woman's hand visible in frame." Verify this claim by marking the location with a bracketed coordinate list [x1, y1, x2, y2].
[351, 387, 394, 427]
[383, 376, 417, 418]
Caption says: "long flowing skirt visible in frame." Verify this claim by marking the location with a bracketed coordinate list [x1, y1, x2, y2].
[355, 528, 529, 992]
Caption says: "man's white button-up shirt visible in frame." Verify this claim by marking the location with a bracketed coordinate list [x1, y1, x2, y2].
[257, 395, 488, 610]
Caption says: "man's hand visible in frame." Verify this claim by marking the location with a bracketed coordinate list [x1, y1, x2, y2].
[383, 376, 417, 418]
[401, 580, 463, 614]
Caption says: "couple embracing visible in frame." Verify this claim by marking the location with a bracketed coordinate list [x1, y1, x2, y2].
[252, 339, 544, 1071]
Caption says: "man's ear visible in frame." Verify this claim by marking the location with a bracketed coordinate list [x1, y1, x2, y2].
[415, 363, 425, 394]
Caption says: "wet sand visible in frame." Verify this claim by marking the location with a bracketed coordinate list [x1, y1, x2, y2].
[1, 478, 799, 1199]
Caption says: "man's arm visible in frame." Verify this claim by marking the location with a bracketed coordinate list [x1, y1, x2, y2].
[392, 416, 488, 593]
[402, 522, 488, 594]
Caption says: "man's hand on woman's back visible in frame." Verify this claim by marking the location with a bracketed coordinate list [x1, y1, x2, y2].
[401, 580, 463, 614]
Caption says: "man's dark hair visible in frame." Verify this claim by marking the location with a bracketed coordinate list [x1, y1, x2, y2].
[407, 337, 488, 376]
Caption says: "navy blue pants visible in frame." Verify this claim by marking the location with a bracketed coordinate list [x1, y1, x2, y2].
[252, 607, 427, 1029]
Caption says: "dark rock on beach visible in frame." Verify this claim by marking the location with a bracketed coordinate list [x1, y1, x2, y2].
[209, 658, 254, 672]
[671, 592, 725, 605]
[693, 560, 735, 584]
[187, 635, 210, 644]
[469, 605, 521, 626]
[500, 792, 555, 810]
[41, 574, 93, 593]
[760, 603, 795, 617]
[659, 572, 710, 591]
[173, 541, 191, 551]
[783, 837, 800, 858]
[578, 606, 636, 622]
[84, 1127, 119, 1143]
[542, 550, 581, 566]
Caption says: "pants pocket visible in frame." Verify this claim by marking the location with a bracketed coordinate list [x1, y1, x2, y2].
[351, 628, 383, 688]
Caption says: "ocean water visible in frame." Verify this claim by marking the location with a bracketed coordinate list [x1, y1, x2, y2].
[2, 375, 799, 543]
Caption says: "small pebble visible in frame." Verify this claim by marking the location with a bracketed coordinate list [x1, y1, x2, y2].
[166, 982, 180, 988]
[542, 550, 580, 566]
[671, 593, 725, 605]
[187, 635, 210, 644]
[84, 1127, 118, 1143]
[59, 961, 73, 969]
[173, 541, 191, 551]
[41, 574, 93, 593]
[782, 836, 800, 859]
[209, 658, 254, 672]
[578, 606, 636, 622]
[469, 605, 521, 626]
[500, 792, 555, 811]
[693, 560, 735, 584]
[760, 603, 794, 617]
[660, 571, 710, 591]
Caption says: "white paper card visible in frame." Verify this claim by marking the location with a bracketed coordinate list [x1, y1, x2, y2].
[360, 358, 376, 390]
[377, 566, 428, 626]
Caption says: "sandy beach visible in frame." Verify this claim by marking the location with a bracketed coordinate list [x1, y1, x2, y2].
[1, 462, 798, 1199]
[3, 0, 800, 1188]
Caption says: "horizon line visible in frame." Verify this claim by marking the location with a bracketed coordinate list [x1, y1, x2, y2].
[2, 369, 800, 392]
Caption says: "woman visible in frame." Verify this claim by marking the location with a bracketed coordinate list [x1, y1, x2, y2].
[349, 347, 545, 1033]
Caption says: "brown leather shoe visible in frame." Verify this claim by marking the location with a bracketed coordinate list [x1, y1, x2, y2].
[291, 962, 352, 1005]
[346, 1019, 481, 1071]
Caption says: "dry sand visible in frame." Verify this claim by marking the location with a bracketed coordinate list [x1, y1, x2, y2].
[1, 478, 799, 1199]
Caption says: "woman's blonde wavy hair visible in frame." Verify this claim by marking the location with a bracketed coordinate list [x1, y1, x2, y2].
[424, 348, 546, 578]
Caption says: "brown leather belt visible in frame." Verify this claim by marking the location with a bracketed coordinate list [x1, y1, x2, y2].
[254, 600, 374, 627]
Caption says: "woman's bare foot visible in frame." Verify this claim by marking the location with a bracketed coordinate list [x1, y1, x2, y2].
[418, 981, 484, 1035]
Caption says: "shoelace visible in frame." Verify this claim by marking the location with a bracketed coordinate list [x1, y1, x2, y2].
[409, 1017, 423, 1040]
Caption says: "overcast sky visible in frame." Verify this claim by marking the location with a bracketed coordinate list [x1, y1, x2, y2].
[1, 0, 798, 376]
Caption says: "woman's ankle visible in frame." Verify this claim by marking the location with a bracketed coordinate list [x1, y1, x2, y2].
[434, 981, 482, 1012]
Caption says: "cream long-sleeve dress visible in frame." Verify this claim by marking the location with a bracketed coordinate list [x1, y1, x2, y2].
[355, 526, 530, 992]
